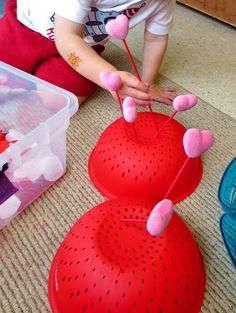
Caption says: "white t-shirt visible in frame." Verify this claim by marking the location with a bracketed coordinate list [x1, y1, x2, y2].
[17, 0, 175, 45]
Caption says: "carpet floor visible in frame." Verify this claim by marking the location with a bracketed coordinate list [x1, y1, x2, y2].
[0, 43, 235, 313]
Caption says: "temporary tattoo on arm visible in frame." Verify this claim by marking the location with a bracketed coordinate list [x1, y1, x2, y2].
[67, 52, 82, 69]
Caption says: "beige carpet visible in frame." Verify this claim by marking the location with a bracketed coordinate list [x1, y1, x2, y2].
[0, 43, 235, 313]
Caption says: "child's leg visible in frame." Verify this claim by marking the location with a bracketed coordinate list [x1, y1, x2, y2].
[0, 0, 53, 74]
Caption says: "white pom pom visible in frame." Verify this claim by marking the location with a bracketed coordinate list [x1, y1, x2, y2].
[0, 195, 21, 219]
[5, 129, 24, 142]
[40, 155, 64, 181]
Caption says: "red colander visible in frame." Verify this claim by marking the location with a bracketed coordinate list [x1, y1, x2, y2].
[88, 112, 202, 203]
[48, 197, 206, 313]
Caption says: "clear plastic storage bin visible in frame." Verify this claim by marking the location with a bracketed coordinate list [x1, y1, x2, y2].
[0, 61, 79, 229]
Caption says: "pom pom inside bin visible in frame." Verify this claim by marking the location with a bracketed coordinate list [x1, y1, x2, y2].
[0, 61, 78, 229]
[88, 112, 202, 203]
[48, 198, 206, 313]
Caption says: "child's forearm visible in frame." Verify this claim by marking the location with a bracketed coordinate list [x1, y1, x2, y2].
[54, 15, 152, 104]
[141, 31, 168, 85]
[54, 15, 116, 88]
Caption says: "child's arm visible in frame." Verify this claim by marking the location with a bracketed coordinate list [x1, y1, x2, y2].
[54, 15, 151, 106]
[141, 30, 176, 105]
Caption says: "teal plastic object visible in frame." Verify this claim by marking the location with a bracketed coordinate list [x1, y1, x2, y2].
[218, 157, 236, 267]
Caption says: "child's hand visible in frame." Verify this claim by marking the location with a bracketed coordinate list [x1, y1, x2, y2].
[110, 71, 152, 106]
[147, 84, 177, 106]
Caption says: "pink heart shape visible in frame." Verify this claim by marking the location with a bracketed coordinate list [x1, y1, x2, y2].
[122, 97, 137, 123]
[99, 71, 122, 92]
[173, 94, 197, 112]
[183, 128, 214, 158]
[106, 14, 129, 40]
[146, 199, 174, 236]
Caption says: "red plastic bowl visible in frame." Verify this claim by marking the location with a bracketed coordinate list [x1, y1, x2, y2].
[48, 197, 206, 313]
[88, 112, 202, 203]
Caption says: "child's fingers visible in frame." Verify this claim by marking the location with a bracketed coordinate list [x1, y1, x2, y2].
[119, 72, 149, 92]
[162, 87, 176, 92]
[150, 94, 173, 105]
[149, 86, 177, 105]
[155, 96, 173, 105]
[123, 87, 152, 101]
[160, 89, 177, 100]
[111, 90, 151, 107]
[121, 86, 152, 102]
[131, 98, 153, 107]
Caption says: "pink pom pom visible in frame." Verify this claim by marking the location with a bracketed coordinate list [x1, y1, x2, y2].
[13, 159, 42, 182]
[173, 94, 197, 112]
[106, 14, 129, 40]
[100, 71, 122, 92]
[147, 199, 174, 236]
[183, 128, 214, 158]
[122, 97, 137, 123]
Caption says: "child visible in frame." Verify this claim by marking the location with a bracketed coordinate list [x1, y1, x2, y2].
[0, 0, 176, 105]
